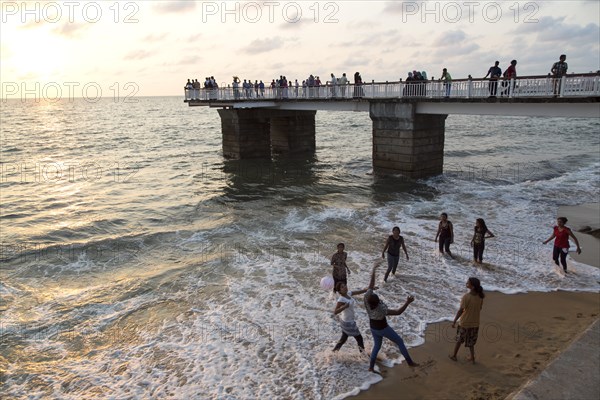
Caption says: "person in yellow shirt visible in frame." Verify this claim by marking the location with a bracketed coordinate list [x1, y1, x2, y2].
[449, 277, 484, 364]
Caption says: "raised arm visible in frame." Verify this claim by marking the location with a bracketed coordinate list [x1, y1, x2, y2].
[368, 262, 380, 290]
[387, 295, 415, 316]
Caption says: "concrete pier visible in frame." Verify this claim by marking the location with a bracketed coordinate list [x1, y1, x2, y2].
[217, 108, 316, 159]
[370, 101, 447, 178]
[269, 110, 316, 155]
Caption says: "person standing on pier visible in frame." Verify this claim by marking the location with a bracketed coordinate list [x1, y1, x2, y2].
[353, 72, 364, 98]
[382, 226, 409, 282]
[441, 68, 452, 98]
[449, 277, 484, 364]
[339, 73, 348, 97]
[331, 243, 352, 293]
[502, 60, 517, 96]
[484, 61, 502, 97]
[435, 212, 454, 258]
[551, 54, 568, 95]
[543, 217, 581, 273]
[330, 73, 337, 98]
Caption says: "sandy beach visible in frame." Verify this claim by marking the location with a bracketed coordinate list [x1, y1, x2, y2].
[558, 203, 600, 268]
[350, 291, 599, 400]
[352, 203, 600, 400]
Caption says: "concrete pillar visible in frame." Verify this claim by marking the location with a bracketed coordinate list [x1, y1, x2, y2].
[370, 101, 447, 178]
[217, 108, 316, 159]
[218, 108, 271, 159]
[270, 110, 317, 155]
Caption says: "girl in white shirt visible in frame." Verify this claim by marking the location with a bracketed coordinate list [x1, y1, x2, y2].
[332, 282, 369, 353]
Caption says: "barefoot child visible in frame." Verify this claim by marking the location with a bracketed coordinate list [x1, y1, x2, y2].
[542, 217, 581, 273]
[381, 226, 409, 282]
[450, 277, 484, 364]
[332, 282, 367, 353]
[364, 262, 418, 372]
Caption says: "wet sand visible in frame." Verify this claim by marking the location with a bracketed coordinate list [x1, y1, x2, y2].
[350, 291, 599, 400]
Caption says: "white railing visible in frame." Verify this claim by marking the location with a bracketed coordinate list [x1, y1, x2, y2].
[184, 74, 600, 102]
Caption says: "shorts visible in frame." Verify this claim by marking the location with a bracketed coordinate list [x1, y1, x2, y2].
[456, 326, 479, 347]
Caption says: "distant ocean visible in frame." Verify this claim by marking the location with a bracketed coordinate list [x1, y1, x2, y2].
[1, 97, 599, 399]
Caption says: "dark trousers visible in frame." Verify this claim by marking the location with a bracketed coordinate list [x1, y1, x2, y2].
[439, 235, 451, 253]
[333, 332, 364, 351]
[384, 253, 400, 281]
[553, 246, 568, 270]
[473, 243, 485, 262]
[489, 80, 498, 96]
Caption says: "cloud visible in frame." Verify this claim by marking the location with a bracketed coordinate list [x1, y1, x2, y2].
[178, 56, 202, 65]
[279, 18, 309, 30]
[124, 50, 154, 61]
[52, 23, 89, 38]
[143, 33, 169, 42]
[343, 57, 371, 67]
[19, 20, 45, 30]
[382, 0, 434, 15]
[382, 1, 410, 14]
[242, 37, 284, 54]
[513, 16, 599, 43]
[187, 34, 202, 42]
[339, 29, 400, 47]
[432, 30, 466, 47]
[153, 1, 196, 14]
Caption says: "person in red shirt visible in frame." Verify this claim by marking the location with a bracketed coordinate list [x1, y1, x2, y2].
[501, 60, 517, 96]
[543, 217, 582, 273]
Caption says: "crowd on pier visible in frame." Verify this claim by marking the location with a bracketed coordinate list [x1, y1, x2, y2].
[184, 54, 592, 101]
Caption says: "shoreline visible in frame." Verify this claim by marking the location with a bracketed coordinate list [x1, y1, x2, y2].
[350, 202, 600, 399]
[558, 203, 600, 268]
[349, 290, 599, 400]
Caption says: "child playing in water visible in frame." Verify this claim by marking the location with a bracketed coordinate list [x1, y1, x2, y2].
[332, 282, 368, 353]
[471, 218, 495, 264]
[331, 243, 352, 292]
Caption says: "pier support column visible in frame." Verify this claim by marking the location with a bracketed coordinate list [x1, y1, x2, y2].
[218, 108, 271, 159]
[269, 110, 317, 155]
[370, 102, 447, 178]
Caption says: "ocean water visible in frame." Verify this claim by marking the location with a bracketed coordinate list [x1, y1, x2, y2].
[1, 96, 599, 399]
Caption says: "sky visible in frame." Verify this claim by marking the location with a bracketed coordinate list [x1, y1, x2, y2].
[1, 0, 599, 98]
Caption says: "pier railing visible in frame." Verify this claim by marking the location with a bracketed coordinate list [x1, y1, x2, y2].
[184, 73, 600, 102]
